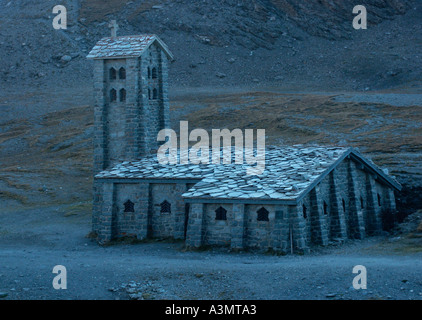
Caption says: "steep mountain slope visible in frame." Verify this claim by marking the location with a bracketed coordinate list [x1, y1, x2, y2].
[0, 0, 420, 90]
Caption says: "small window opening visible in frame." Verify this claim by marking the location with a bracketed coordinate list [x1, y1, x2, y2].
[119, 67, 126, 80]
[323, 201, 328, 215]
[123, 200, 134, 213]
[302, 204, 307, 219]
[160, 200, 171, 214]
[109, 68, 116, 80]
[342, 199, 346, 212]
[215, 206, 227, 221]
[152, 67, 157, 79]
[110, 89, 117, 102]
[257, 207, 269, 221]
[119, 88, 126, 102]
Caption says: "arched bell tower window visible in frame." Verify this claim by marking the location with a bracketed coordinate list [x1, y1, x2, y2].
[109, 68, 116, 80]
[119, 67, 126, 80]
[110, 89, 117, 102]
[153, 88, 158, 100]
[124, 200, 134, 213]
[152, 67, 157, 79]
[119, 88, 126, 102]
[215, 206, 227, 221]
[257, 207, 269, 221]
[147, 67, 151, 79]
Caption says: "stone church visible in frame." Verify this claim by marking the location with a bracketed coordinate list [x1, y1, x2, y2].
[87, 27, 401, 253]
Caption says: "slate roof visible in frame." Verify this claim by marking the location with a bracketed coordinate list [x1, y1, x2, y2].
[86, 34, 174, 60]
[95, 146, 401, 203]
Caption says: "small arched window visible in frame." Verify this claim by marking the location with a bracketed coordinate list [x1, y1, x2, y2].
[360, 197, 364, 209]
[119, 88, 126, 102]
[109, 68, 116, 80]
[302, 204, 307, 219]
[323, 201, 328, 215]
[153, 88, 158, 100]
[148, 88, 151, 100]
[119, 67, 126, 80]
[215, 206, 227, 221]
[124, 200, 134, 213]
[152, 67, 157, 79]
[147, 67, 151, 79]
[110, 89, 117, 102]
[342, 199, 346, 212]
[160, 200, 171, 214]
[257, 207, 269, 221]
[377, 194, 382, 207]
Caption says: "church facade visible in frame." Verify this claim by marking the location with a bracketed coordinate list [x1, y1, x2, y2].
[87, 31, 401, 253]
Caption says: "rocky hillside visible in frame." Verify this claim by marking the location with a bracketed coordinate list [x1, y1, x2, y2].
[0, 0, 420, 90]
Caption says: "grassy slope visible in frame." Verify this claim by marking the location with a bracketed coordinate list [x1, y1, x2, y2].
[0, 91, 420, 211]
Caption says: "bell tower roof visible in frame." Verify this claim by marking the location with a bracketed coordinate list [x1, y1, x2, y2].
[87, 34, 174, 61]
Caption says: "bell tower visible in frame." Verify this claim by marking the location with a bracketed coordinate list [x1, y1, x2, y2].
[87, 21, 174, 174]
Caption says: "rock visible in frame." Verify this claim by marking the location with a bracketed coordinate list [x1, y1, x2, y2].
[61, 55, 72, 62]
[0, 292, 7, 298]
[128, 293, 142, 300]
[326, 293, 337, 298]
[216, 72, 226, 78]
[227, 58, 236, 63]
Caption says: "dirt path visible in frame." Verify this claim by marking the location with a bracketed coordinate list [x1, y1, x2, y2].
[0, 204, 421, 300]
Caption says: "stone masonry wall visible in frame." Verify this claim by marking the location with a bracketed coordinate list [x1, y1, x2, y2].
[203, 203, 233, 246]
[140, 43, 169, 155]
[297, 158, 396, 248]
[94, 160, 397, 251]
[149, 183, 187, 239]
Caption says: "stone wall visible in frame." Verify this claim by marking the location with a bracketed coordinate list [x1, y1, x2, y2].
[93, 43, 170, 174]
[149, 183, 187, 239]
[93, 159, 397, 251]
[296, 158, 396, 249]
[94, 180, 191, 242]
[203, 204, 233, 246]
[140, 43, 169, 155]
